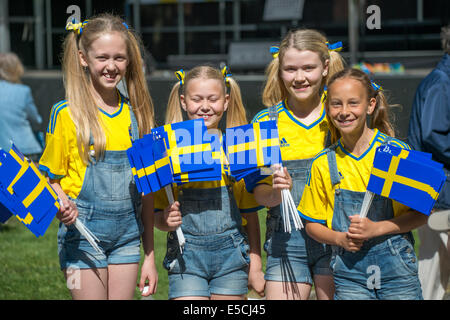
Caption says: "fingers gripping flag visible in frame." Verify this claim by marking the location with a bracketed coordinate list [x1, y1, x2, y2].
[366, 144, 446, 215]
[0, 144, 60, 236]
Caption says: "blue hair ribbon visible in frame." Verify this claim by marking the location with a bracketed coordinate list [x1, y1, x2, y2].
[175, 69, 185, 86]
[270, 46, 280, 59]
[326, 41, 343, 52]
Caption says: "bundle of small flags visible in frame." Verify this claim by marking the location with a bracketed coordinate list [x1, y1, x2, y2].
[225, 120, 303, 232]
[0, 144, 59, 236]
[0, 143, 102, 253]
[127, 118, 223, 251]
[360, 144, 446, 218]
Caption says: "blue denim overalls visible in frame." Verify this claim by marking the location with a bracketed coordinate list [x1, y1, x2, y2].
[57, 106, 143, 269]
[326, 141, 423, 300]
[163, 182, 251, 298]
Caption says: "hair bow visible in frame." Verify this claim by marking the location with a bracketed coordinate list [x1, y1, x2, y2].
[371, 81, 383, 91]
[175, 69, 185, 86]
[122, 22, 129, 30]
[270, 46, 280, 59]
[221, 65, 232, 87]
[65, 19, 89, 35]
[326, 41, 343, 52]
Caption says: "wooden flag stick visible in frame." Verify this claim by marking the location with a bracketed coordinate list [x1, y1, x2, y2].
[164, 185, 185, 252]
[359, 190, 375, 218]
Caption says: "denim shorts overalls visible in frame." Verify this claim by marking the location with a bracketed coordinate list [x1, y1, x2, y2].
[57, 107, 143, 270]
[163, 184, 250, 299]
[326, 141, 423, 300]
[264, 159, 333, 284]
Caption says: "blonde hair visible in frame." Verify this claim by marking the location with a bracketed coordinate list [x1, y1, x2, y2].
[166, 65, 248, 128]
[262, 29, 345, 107]
[0, 52, 25, 83]
[325, 68, 395, 144]
[62, 13, 155, 164]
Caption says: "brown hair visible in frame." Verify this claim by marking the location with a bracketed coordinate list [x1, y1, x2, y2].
[262, 28, 345, 107]
[165, 65, 248, 128]
[0, 52, 24, 83]
[62, 13, 155, 164]
[325, 68, 395, 144]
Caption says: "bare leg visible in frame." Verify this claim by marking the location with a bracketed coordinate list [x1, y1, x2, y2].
[313, 275, 335, 300]
[64, 267, 108, 300]
[211, 294, 245, 300]
[107, 263, 139, 300]
[265, 280, 312, 300]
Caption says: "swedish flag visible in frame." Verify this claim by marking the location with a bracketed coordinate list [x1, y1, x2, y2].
[0, 144, 60, 236]
[225, 120, 281, 180]
[151, 119, 221, 183]
[367, 144, 446, 215]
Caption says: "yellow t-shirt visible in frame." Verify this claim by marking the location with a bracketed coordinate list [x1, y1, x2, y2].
[250, 98, 330, 188]
[251, 99, 330, 161]
[153, 144, 264, 214]
[297, 129, 411, 229]
[39, 93, 134, 199]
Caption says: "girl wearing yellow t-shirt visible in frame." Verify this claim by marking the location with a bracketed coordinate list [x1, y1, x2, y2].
[153, 66, 290, 300]
[298, 68, 426, 299]
[39, 14, 157, 299]
[252, 29, 345, 300]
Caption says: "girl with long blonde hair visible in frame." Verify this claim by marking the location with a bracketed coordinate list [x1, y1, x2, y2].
[39, 13, 157, 299]
[154, 65, 290, 300]
[252, 28, 345, 300]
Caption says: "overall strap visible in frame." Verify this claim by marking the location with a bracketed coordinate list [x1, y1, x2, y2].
[128, 104, 140, 142]
[326, 143, 341, 188]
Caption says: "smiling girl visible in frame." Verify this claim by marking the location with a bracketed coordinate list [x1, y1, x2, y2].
[153, 66, 289, 300]
[38, 14, 158, 299]
[251, 29, 345, 300]
[298, 68, 426, 299]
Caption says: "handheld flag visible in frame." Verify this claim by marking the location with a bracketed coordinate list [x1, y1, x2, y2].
[361, 144, 446, 217]
[0, 145, 60, 237]
[225, 120, 302, 232]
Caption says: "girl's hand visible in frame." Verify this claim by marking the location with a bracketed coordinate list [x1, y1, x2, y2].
[56, 199, 78, 226]
[164, 201, 182, 231]
[347, 215, 379, 241]
[337, 231, 364, 252]
[248, 268, 266, 298]
[138, 256, 158, 297]
[272, 165, 292, 191]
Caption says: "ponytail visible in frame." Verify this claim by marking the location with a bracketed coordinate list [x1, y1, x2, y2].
[165, 82, 184, 124]
[262, 58, 283, 107]
[370, 90, 395, 137]
[226, 77, 248, 127]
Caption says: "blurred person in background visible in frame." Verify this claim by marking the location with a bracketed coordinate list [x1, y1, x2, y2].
[0, 52, 43, 163]
[408, 25, 450, 300]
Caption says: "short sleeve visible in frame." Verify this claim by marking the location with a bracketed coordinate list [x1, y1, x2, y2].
[153, 188, 169, 212]
[297, 161, 328, 224]
[234, 180, 265, 214]
[38, 106, 68, 179]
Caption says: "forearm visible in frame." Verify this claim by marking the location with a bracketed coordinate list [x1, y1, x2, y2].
[242, 212, 263, 270]
[253, 184, 281, 208]
[372, 210, 428, 238]
[141, 193, 156, 260]
[305, 221, 344, 246]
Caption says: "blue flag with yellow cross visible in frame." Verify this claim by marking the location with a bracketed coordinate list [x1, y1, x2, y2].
[0, 144, 60, 236]
[225, 119, 282, 181]
[367, 144, 446, 215]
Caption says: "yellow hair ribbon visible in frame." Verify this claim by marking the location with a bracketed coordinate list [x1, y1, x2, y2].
[270, 46, 280, 59]
[175, 69, 185, 86]
[221, 65, 232, 87]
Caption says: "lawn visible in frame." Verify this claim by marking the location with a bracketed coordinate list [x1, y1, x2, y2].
[0, 209, 419, 300]
[0, 210, 268, 300]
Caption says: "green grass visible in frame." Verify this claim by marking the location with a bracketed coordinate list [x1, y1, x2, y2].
[0, 210, 420, 300]
[0, 210, 268, 300]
